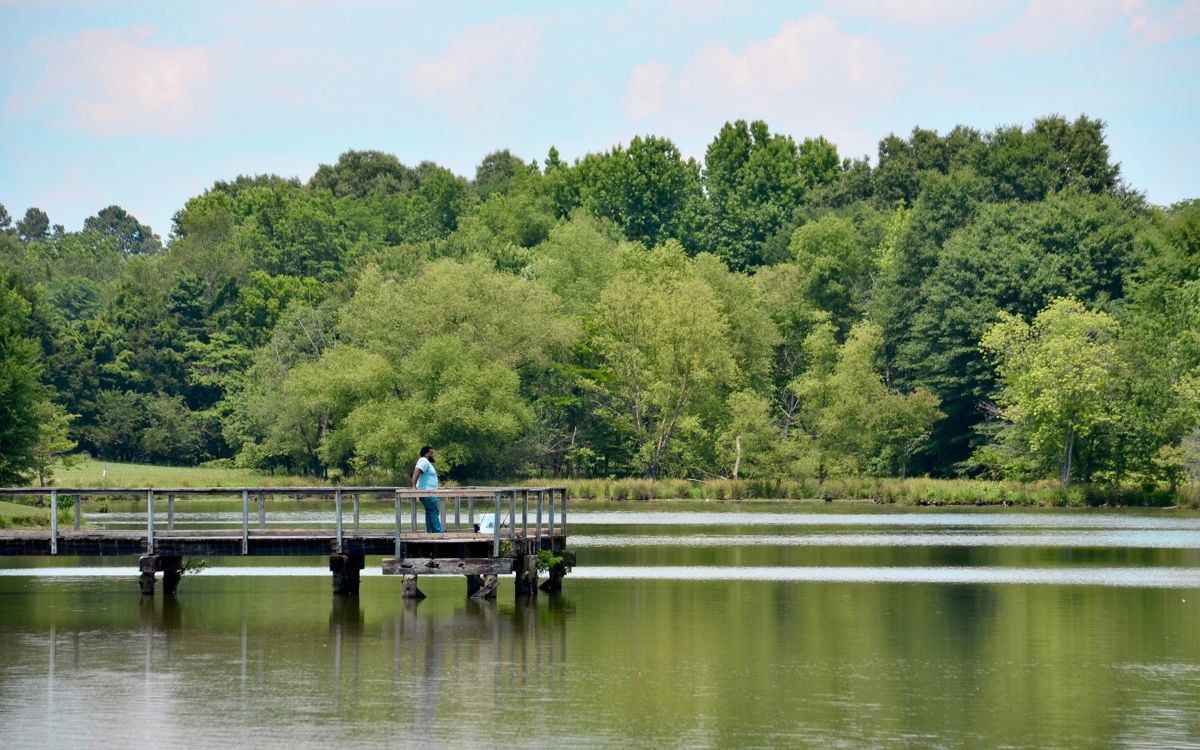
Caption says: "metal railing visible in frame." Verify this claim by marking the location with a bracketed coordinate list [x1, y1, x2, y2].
[0, 486, 568, 556]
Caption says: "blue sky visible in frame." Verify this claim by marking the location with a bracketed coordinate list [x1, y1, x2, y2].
[2, 0, 1197, 238]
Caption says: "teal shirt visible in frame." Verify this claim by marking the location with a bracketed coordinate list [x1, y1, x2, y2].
[415, 456, 438, 491]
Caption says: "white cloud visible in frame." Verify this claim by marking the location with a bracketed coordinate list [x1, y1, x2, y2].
[622, 14, 902, 153]
[1124, 0, 1200, 47]
[6, 26, 225, 137]
[623, 60, 671, 120]
[831, 0, 1020, 29]
[978, 0, 1122, 53]
[977, 0, 1200, 55]
[406, 17, 541, 118]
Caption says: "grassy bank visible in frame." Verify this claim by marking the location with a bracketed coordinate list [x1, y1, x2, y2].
[520, 477, 1200, 508]
[51, 458, 315, 489]
[0, 500, 74, 529]
[26, 459, 1200, 509]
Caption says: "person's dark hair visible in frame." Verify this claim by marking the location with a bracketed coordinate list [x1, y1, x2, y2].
[420, 445, 433, 458]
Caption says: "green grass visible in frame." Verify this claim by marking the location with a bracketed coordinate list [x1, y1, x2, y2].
[0, 499, 44, 521]
[51, 458, 315, 489]
[0, 499, 71, 528]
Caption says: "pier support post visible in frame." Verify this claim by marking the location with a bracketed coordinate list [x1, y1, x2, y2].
[330, 554, 365, 595]
[138, 555, 183, 596]
[466, 574, 498, 599]
[402, 574, 426, 599]
[538, 551, 575, 593]
[161, 556, 182, 595]
[514, 554, 538, 598]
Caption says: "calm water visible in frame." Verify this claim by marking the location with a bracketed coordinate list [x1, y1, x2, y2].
[1, 507, 1198, 748]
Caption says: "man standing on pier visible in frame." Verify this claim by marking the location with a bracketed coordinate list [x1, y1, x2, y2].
[412, 445, 443, 533]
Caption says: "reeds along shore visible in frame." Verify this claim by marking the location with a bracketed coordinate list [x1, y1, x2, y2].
[529, 477, 1199, 508]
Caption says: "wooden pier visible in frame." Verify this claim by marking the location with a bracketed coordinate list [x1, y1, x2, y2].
[0, 486, 572, 599]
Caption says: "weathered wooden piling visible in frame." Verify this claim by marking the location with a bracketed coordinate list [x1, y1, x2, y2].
[329, 553, 365, 595]
[138, 555, 182, 596]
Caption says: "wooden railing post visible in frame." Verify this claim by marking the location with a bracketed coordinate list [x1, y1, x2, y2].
[73, 493, 81, 530]
[522, 489, 529, 539]
[50, 489, 58, 555]
[548, 490, 555, 537]
[353, 492, 360, 531]
[241, 489, 249, 555]
[509, 490, 516, 542]
[536, 490, 543, 547]
[335, 488, 344, 554]
[147, 489, 155, 554]
[258, 492, 266, 530]
[410, 496, 418, 533]
[493, 492, 501, 557]
[562, 487, 568, 536]
[167, 494, 175, 531]
[394, 490, 402, 557]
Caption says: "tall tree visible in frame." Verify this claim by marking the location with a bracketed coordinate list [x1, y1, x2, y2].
[576, 134, 702, 248]
[308, 150, 419, 198]
[0, 275, 50, 483]
[16, 207, 50, 243]
[83, 205, 162, 256]
[979, 298, 1124, 488]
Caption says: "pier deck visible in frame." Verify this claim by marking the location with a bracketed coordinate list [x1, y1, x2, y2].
[0, 486, 571, 598]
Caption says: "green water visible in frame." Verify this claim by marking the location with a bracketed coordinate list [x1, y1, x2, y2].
[0, 510, 1198, 748]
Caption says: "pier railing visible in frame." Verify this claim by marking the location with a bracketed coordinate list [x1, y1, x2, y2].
[0, 486, 567, 556]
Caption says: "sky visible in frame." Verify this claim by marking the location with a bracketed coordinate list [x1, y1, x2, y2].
[1, 0, 1198, 239]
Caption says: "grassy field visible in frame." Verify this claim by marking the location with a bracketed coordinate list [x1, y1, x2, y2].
[51, 459, 316, 488]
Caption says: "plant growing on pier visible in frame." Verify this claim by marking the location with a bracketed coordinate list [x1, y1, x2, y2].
[536, 549, 571, 577]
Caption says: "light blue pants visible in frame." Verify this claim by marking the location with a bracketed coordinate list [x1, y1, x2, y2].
[421, 497, 443, 533]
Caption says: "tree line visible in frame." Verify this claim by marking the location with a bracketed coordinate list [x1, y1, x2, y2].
[1, 114, 1198, 490]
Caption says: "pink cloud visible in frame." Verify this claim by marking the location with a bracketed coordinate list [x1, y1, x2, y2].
[7, 26, 226, 137]
[622, 14, 902, 154]
[406, 17, 541, 118]
[832, 0, 1021, 29]
[978, 0, 1122, 54]
[1124, 0, 1200, 47]
[977, 0, 1200, 55]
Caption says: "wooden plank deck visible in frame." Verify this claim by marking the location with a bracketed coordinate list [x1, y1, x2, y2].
[0, 527, 568, 557]
[0, 485, 571, 597]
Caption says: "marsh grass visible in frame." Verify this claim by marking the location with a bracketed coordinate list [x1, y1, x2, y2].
[27, 459, 1197, 509]
[530, 476, 1197, 507]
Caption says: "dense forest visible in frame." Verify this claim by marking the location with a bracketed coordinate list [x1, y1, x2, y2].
[2, 115, 1198, 490]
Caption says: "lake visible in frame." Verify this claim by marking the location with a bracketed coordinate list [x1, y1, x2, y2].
[0, 506, 1197, 748]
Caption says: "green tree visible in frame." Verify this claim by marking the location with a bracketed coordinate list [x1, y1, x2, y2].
[791, 320, 941, 481]
[30, 400, 77, 486]
[979, 298, 1124, 488]
[473, 149, 533, 200]
[576, 134, 702, 248]
[83, 205, 162, 256]
[308, 150, 419, 198]
[590, 243, 738, 477]
[338, 337, 534, 478]
[719, 389, 784, 478]
[701, 120, 809, 269]
[0, 277, 50, 483]
[17, 207, 50, 243]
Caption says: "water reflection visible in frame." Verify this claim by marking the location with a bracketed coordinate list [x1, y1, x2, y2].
[3, 509, 1199, 748]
